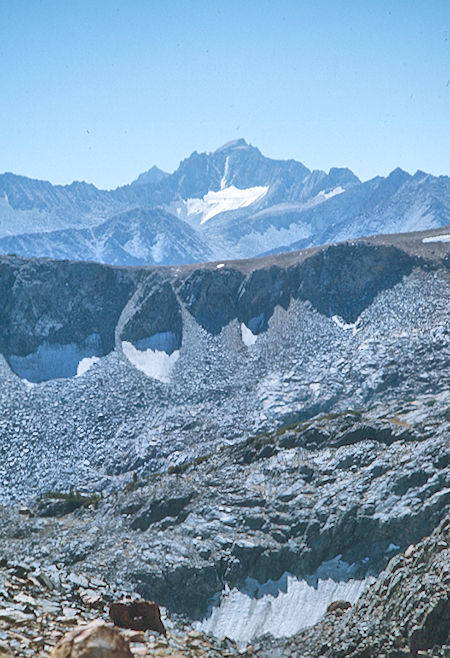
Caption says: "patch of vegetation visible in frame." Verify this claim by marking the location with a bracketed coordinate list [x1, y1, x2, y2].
[194, 454, 210, 466]
[168, 462, 191, 475]
[167, 452, 213, 475]
[389, 415, 411, 428]
[445, 408, 450, 423]
[243, 409, 363, 449]
[42, 489, 101, 511]
[245, 431, 274, 447]
[124, 471, 139, 492]
[317, 409, 362, 422]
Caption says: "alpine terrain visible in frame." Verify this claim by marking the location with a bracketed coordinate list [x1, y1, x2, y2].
[0, 226, 448, 655]
[1, 139, 449, 265]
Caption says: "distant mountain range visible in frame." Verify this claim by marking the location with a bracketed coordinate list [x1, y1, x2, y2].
[1, 138, 449, 265]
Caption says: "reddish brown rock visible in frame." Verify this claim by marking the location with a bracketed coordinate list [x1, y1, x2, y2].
[326, 600, 352, 615]
[109, 600, 167, 635]
[49, 619, 133, 657]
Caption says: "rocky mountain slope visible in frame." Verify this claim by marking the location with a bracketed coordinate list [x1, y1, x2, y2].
[1, 140, 449, 265]
[0, 207, 212, 267]
[0, 227, 448, 499]
[0, 390, 448, 648]
[0, 226, 448, 648]
[0, 514, 448, 656]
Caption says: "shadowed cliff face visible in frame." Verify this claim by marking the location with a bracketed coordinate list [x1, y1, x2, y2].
[0, 232, 444, 382]
[119, 273, 183, 354]
[290, 243, 419, 323]
[0, 259, 136, 380]
[176, 268, 245, 335]
[174, 243, 419, 335]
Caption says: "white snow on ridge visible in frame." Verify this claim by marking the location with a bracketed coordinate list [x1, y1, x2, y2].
[122, 341, 179, 383]
[220, 156, 230, 189]
[422, 233, 450, 243]
[185, 185, 268, 224]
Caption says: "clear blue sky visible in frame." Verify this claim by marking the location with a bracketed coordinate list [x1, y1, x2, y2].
[0, 0, 449, 188]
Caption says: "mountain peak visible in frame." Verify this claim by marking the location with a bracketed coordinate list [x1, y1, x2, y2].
[131, 166, 169, 187]
[214, 138, 252, 153]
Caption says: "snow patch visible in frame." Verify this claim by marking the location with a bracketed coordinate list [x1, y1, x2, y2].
[220, 156, 230, 189]
[386, 543, 400, 553]
[8, 334, 103, 382]
[315, 186, 345, 201]
[150, 234, 167, 262]
[196, 557, 374, 644]
[123, 234, 150, 260]
[185, 185, 268, 224]
[76, 356, 100, 377]
[216, 263, 225, 269]
[422, 233, 450, 243]
[122, 341, 179, 383]
[241, 323, 257, 346]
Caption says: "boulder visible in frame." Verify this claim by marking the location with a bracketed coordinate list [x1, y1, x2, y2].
[109, 600, 166, 635]
[49, 620, 132, 658]
[326, 600, 352, 615]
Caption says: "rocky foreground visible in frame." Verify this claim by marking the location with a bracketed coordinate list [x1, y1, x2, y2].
[0, 514, 448, 657]
[1, 392, 448, 629]
[0, 391, 448, 653]
[0, 560, 246, 657]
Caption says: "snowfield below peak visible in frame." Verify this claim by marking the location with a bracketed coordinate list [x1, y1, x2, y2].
[179, 185, 268, 224]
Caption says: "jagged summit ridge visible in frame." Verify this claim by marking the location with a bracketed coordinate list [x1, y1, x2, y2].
[0, 140, 449, 264]
[213, 137, 254, 152]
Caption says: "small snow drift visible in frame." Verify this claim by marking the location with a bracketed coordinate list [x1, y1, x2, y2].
[241, 322, 258, 346]
[122, 341, 179, 383]
[76, 356, 100, 377]
[422, 233, 450, 243]
[314, 186, 345, 201]
[184, 185, 268, 224]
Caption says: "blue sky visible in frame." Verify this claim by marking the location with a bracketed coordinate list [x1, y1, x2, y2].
[0, 0, 449, 188]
